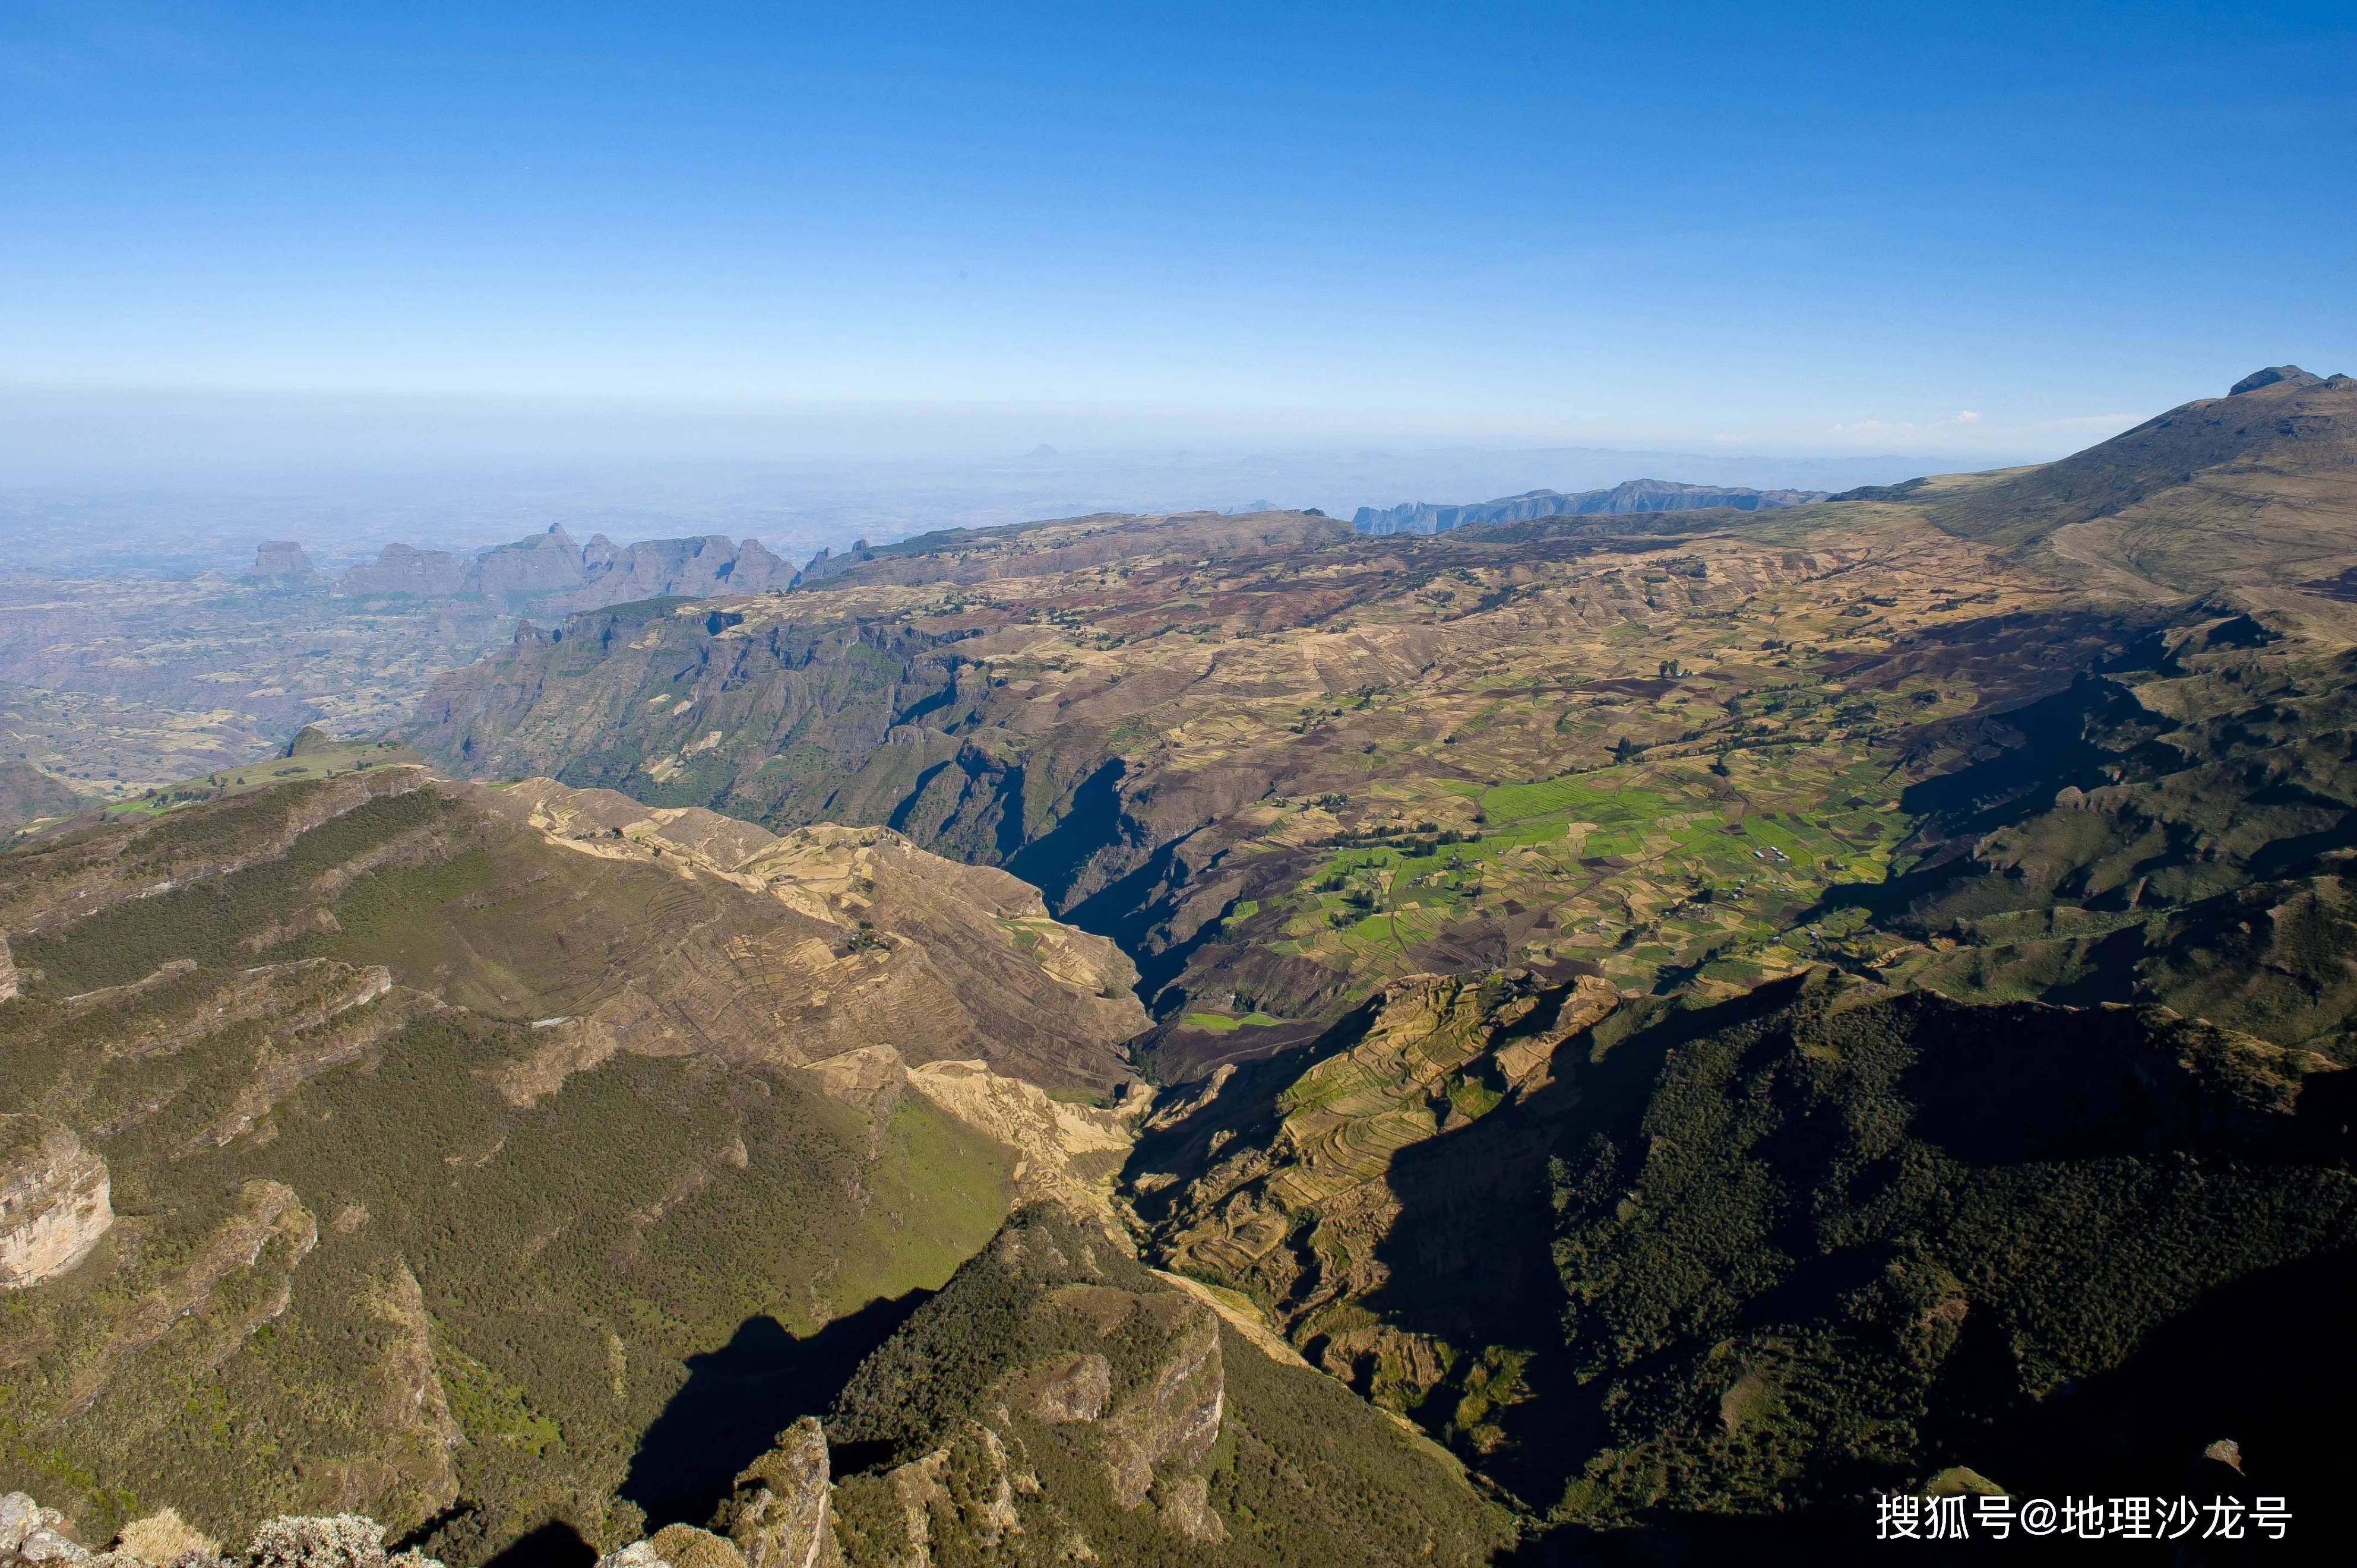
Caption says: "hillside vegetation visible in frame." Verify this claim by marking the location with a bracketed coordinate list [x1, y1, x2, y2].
[1131, 967, 2355, 1546]
[11, 367, 2357, 1564]
[0, 767, 1143, 1554]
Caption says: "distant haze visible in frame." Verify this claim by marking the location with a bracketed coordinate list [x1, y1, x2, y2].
[0, 387, 2026, 577]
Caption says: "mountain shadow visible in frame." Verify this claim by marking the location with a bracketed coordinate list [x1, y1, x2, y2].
[479, 1523, 596, 1568]
[620, 1290, 933, 1528]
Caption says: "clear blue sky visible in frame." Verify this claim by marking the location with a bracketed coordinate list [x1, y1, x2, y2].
[3, 1, 2351, 460]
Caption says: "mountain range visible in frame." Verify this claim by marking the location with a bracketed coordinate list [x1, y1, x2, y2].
[7, 366, 2356, 1567]
[1352, 478, 1828, 536]
[250, 527, 803, 614]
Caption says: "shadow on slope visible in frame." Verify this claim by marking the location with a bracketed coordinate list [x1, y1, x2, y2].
[480, 1523, 597, 1568]
[620, 1290, 933, 1529]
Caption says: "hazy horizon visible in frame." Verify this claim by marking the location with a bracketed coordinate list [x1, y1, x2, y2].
[6, 2, 2348, 524]
[0, 401, 2014, 578]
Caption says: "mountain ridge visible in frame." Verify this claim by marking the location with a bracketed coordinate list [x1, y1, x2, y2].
[1353, 478, 1827, 536]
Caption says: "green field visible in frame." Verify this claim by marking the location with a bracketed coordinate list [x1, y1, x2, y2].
[1282, 749, 1909, 996]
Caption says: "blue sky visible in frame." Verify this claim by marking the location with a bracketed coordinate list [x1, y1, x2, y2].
[3, 1, 2352, 460]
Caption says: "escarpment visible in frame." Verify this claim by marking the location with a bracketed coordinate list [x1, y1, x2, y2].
[0, 1119, 112, 1288]
[0, 768, 1152, 1551]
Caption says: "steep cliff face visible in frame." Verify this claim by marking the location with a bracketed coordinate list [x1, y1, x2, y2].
[469, 525, 591, 600]
[336, 527, 800, 613]
[1532, 975, 2357, 1531]
[1353, 479, 1827, 536]
[407, 603, 1017, 863]
[243, 543, 320, 585]
[1132, 963, 2357, 1537]
[0, 1118, 112, 1287]
[338, 543, 469, 597]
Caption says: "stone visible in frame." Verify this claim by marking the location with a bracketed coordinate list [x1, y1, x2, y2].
[18, 1528, 91, 1564]
[1155, 1473, 1226, 1544]
[720, 1417, 835, 1568]
[1, 1496, 54, 1556]
[247, 541, 319, 582]
[0, 1118, 112, 1288]
[591, 1546, 666, 1568]
[1026, 1353, 1113, 1424]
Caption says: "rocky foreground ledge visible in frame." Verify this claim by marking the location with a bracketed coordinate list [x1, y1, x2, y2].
[0, 1412, 827, 1568]
[0, 1500, 444, 1568]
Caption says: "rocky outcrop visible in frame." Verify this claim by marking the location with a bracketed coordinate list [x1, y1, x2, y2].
[335, 526, 798, 611]
[816, 1200, 1509, 1565]
[469, 524, 590, 600]
[0, 935, 17, 1003]
[567, 535, 793, 609]
[2229, 364, 2326, 396]
[826, 1209, 1234, 1563]
[245, 541, 321, 585]
[0, 1496, 441, 1568]
[0, 1119, 112, 1287]
[336, 544, 467, 598]
[716, 1417, 836, 1568]
[1354, 479, 1826, 534]
[1, 1492, 97, 1567]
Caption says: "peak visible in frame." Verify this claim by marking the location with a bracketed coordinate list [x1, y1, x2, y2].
[2229, 365, 2323, 395]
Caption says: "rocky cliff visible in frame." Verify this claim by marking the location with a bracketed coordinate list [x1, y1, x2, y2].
[0, 1204, 1511, 1568]
[338, 543, 469, 597]
[243, 542, 321, 585]
[1353, 479, 1827, 535]
[0, 766, 1149, 1550]
[334, 527, 799, 612]
[0, 1118, 112, 1288]
[793, 1201, 1507, 1566]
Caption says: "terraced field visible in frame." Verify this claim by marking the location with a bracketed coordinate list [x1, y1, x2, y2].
[1265, 743, 1913, 999]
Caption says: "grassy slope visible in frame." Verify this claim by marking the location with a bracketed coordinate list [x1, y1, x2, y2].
[0, 778, 1015, 1556]
[826, 1203, 1516, 1568]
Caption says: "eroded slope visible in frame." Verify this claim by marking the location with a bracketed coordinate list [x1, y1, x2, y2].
[0, 769, 1144, 1555]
